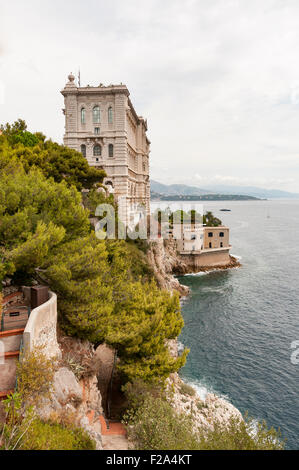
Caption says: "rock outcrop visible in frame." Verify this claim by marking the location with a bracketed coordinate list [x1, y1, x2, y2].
[147, 239, 240, 295]
[147, 239, 190, 295]
[167, 340, 242, 435]
[167, 373, 242, 434]
[35, 335, 104, 450]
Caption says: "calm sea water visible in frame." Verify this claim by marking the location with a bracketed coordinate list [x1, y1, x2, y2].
[177, 200, 299, 450]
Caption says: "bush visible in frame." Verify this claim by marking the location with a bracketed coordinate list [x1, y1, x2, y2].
[0, 393, 95, 450]
[179, 382, 196, 397]
[124, 394, 199, 450]
[197, 414, 285, 451]
[123, 382, 285, 450]
[123, 379, 165, 415]
[16, 347, 57, 405]
[19, 418, 95, 450]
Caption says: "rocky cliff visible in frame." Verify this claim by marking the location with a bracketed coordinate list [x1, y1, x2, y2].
[147, 239, 190, 295]
[35, 335, 104, 450]
[147, 239, 240, 296]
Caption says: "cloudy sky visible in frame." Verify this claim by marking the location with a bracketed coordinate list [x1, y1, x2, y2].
[1, 0, 299, 191]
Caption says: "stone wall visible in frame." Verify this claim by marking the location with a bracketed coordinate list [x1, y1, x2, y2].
[181, 249, 231, 270]
[23, 292, 61, 359]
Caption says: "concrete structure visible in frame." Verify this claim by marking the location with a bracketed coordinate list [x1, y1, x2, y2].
[0, 290, 60, 398]
[61, 74, 150, 226]
[174, 223, 204, 253]
[175, 224, 232, 269]
[204, 226, 230, 250]
[23, 292, 61, 359]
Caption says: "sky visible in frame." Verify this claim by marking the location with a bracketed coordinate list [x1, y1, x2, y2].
[1, 0, 299, 192]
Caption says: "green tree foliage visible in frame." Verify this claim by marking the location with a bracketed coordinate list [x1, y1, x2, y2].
[0, 119, 106, 190]
[106, 280, 188, 382]
[154, 207, 222, 227]
[45, 236, 187, 382]
[45, 235, 114, 343]
[0, 154, 90, 282]
[0, 121, 188, 383]
[203, 210, 222, 227]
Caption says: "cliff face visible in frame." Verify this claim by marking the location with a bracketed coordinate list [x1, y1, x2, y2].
[167, 373, 242, 433]
[147, 239, 240, 295]
[147, 239, 190, 296]
[36, 336, 104, 450]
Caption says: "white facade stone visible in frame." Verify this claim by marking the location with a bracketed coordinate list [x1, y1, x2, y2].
[61, 74, 150, 226]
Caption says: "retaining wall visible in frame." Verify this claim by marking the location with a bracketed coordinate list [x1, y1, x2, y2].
[23, 292, 61, 359]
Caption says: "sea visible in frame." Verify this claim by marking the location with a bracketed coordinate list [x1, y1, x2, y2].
[172, 199, 299, 450]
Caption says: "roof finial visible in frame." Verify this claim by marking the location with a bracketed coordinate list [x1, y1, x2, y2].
[68, 72, 75, 83]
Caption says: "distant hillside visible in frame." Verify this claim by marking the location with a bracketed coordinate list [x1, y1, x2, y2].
[151, 180, 262, 200]
[200, 184, 299, 199]
[151, 180, 299, 199]
[151, 180, 212, 196]
[151, 193, 261, 201]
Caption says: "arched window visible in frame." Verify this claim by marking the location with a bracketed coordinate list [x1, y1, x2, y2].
[108, 107, 113, 124]
[81, 108, 86, 124]
[81, 144, 86, 157]
[93, 144, 102, 157]
[93, 106, 100, 123]
[108, 144, 114, 158]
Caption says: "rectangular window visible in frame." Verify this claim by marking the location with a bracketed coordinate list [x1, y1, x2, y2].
[94, 127, 100, 135]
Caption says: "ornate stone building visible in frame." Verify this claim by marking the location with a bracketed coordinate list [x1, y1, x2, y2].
[61, 74, 150, 226]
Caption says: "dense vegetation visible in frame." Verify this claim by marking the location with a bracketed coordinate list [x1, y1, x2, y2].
[0, 121, 282, 451]
[0, 120, 106, 190]
[123, 380, 285, 451]
[154, 208, 222, 227]
[0, 121, 188, 382]
[0, 350, 95, 450]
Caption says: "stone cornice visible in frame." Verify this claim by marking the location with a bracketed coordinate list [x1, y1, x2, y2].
[61, 85, 129, 97]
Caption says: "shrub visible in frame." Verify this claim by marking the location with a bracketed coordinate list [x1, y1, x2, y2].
[0, 393, 95, 450]
[179, 382, 196, 397]
[63, 353, 87, 380]
[16, 347, 57, 405]
[124, 394, 199, 450]
[197, 414, 285, 451]
[122, 379, 165, 415]
[123, 382, 285, 451]
[20, 418, 95, 450]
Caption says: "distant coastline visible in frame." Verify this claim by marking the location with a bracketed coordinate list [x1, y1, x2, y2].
[151, 192, 264, 201]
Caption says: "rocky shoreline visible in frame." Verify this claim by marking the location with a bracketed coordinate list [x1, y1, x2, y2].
[167, 340, 243, 433]
[147, 239, 241, 297]
[157, 241, 243, 432]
